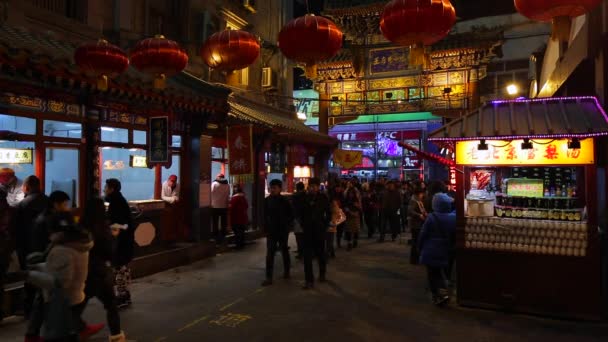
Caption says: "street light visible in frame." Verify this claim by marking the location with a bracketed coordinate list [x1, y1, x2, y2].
[506, 84, 519, 96]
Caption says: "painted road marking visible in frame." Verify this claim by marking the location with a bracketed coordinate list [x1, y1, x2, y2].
[210, 313, 252, 328]
[177, 315, 210, 332]
[219, 297, 244, 311]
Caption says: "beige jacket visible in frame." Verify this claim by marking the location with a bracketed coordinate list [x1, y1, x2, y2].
[29, 232, 94, 305]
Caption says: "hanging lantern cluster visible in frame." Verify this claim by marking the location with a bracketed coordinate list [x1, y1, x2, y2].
[74, 39, 129, 91]
[75, 35, 188, 91]
[201, 29, 260, 85]
[278, 14, 343, 79]
[130, 35, 189, 90]
[514, 0, 603, 42]
[380, 0, 456, 68]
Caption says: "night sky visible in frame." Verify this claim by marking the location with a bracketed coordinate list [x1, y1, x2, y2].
[294, 0, 517, 19]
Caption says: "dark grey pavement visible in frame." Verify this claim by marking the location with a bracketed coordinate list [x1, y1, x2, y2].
[1, 237, 608, 341]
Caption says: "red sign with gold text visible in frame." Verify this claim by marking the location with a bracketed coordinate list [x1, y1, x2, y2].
[227, 125, 254, 183]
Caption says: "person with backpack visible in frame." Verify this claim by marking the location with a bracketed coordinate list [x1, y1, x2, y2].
[104, 179, 135, 309]
[417, 193, 456, 306]
[24, 212, 94, 342]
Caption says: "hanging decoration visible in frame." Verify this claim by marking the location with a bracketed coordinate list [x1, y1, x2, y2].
[380, 0, 456, 68]
[130, 35, 189, 89]
[514, 0, 602, 42]
[278, 14, 343, 79]
[201, 29, 260, 71]
[333, 149, 363, 169]
[74, 39, 129, 91]
[227, 125, 254, 184]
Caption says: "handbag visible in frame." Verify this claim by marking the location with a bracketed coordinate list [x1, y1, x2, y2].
[42, 279, 76, 341]
[336, 208, 346, 226]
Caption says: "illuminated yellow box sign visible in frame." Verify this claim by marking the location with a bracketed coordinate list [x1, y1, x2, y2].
[456, 139, 594, 165]
[0, 148, 33, 164]
[129, 155, 148, 168]
[507, 178, 544, 197]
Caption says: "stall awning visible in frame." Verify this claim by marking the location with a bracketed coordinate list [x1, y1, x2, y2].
[429, 97, 608, 141]
[228, 94, 337, 146]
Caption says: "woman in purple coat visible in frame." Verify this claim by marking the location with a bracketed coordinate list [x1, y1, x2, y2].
[417, 193, 456, 306]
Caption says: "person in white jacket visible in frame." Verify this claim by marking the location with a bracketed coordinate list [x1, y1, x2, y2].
[161, 175, 179, 204]
[211, 174, 230, 243]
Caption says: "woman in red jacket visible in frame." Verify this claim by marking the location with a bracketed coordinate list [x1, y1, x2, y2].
[229, 185, 249, 250]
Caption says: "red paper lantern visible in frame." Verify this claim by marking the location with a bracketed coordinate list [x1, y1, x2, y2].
[380, 0, 456, 67]
[278, 14, 343, 78]
[515, 0, 602, 41]
[201, 29, 260, 71]
[74, 39, 129, 91]
[130, 35, 189, 89]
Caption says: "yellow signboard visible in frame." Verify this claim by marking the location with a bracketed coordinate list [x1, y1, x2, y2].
[456, 139, 594, 165]
[129, 155, 148, 168]
[0, 148, 33, 164]
[333, 149, 363, 169]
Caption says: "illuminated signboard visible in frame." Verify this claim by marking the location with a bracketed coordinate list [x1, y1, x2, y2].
[507, 178, 544, 198]
[456, 139, 594, 165]
[0, 148, 33, 164]
[449, 166, 457, 186]
[129, 155, 148, 168]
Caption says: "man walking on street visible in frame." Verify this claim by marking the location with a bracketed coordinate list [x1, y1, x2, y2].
[211, 174, 230, 243]
[380, 181, 402, 242]
[301, 178, 331, 290]
[262, 179, 293, 286]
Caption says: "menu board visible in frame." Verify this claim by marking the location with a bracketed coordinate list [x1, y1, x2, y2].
[507, 178, 544, 198]
[148, 116, 169, 164]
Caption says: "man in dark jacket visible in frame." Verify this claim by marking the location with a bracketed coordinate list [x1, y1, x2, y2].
[0, 186, 14, 322]
[301, 178, 331, 289]
[380, 181, 402, 242]
[15, 175, 48, 268]
[262, 179, 293, 286]
[15, 175, 48, 317]
[104, 178, 135, 308]
[291, 182, 307, 259]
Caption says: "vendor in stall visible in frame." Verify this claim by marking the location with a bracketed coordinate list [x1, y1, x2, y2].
[0, 168, 24, 207]
[161, 175, 180, 204]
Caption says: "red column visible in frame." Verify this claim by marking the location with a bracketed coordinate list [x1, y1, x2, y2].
[154, 165, 162, 200]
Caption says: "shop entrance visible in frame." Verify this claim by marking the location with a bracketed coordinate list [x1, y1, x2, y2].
[44, 146, 80, 208]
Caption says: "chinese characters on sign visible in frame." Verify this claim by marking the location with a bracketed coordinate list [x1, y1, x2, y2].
[227, 125, 254, 183]
[148, 117, 169, 164]
[0, 148, 33, 164]
[507, 178, 544, 198]
[369, 47, 408, 74]
[269, 143, 285, 174]
[129, 155, 148, 168]
[455, 139, 594, 166]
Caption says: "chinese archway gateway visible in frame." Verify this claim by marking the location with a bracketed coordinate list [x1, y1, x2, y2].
[429, 96, 608, 320]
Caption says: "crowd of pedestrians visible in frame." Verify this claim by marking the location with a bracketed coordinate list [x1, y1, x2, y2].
[260, 175, 457, 305]
[0, 169, 132, 341]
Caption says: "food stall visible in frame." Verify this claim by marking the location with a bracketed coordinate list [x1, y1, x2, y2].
[429, 97, 608, 320]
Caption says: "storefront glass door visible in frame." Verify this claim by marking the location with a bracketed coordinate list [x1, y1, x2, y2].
[45, 147, 80, 208]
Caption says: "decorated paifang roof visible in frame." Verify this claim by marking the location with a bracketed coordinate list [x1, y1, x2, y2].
[324, 0, 384, 16]
[0, 25, 229, 113]
[428, 97, 608, 141]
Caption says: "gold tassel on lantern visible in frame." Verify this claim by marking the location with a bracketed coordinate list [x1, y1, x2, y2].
[97, 75, 108, 91]
[305, 64, 318, 80]
[408, 43, 427, 69]
[154, 74, 166, 89]
[552, 16, 572, 42]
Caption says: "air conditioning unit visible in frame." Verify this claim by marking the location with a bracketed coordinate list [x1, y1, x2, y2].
[262, 67, 274, 88]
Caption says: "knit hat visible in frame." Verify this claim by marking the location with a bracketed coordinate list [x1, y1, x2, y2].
[0, 168, 15, 185]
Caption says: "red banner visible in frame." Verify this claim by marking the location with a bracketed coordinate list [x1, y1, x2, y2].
[227, 125, 254, 183]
